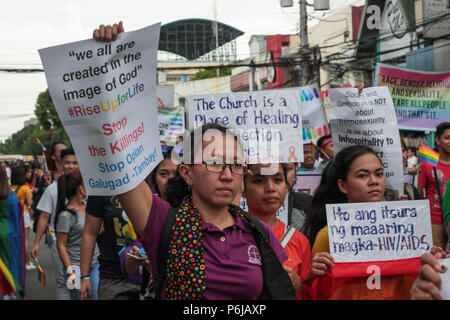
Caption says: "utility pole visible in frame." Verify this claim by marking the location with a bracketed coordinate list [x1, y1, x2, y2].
[213, 0, 220, 78]
[299, 0, 312, 86]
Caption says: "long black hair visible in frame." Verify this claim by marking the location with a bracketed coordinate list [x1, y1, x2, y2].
[47, 141, 66, 172]
[302, 145, 382, 246]
[54, 171, 83, 231]
[11, 165, 27, 195]
[165, 123, 240, 208]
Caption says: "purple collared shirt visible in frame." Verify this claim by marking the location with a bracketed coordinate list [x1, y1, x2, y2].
[139, 195, 288, 300]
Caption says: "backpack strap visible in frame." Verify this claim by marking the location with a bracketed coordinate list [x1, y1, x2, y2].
[154, 207, 178, 300]
[433, 167, 443, 207]
[242, 211, 297, 300]
[280, 224, 296, 248]
[287, 193, 293, 226]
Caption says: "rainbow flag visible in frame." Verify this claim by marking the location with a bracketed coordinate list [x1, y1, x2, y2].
[35, 138, 48, 172]
[31, 257, 46, 287]
[45, 226, 54, 247]
[0, 192, 25, 296]
[418, 144, 439, 167]
[311, 142, 319, 160]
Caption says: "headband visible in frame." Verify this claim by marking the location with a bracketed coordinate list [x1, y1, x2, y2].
[319, 137, 333, 150]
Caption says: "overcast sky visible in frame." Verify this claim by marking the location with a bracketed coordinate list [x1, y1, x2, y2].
[0, 0, 364, 144]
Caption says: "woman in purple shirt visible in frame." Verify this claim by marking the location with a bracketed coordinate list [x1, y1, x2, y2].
[112, 120, 293, 299]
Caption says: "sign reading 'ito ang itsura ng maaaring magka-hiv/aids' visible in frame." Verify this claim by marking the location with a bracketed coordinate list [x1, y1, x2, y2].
[326, 200, 433, 263]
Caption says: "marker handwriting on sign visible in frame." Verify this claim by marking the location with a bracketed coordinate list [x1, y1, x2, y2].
[326, 201, 432, 262]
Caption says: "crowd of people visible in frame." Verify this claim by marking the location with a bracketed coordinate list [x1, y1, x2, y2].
[0, 119, 448, 301]
[0, 21, 449, 301]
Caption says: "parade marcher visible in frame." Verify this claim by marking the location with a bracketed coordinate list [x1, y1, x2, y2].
[46, 141, 67, 183]
[55, 171, 100, 300]
[407, 147, 419, 169]
[284, 162, 313, 232]
[0, 167, 24, 299]
[2, 162, 12, 184]
[92, 22, 296, 300]
[31, 148, 78, 300]
[79, 193, 141, 300]
[299, 143, 317, 172]
[316, 135, 334, 172]
[10, 165, 34, 271]
[244, 162, 312, 299]
[303, 145, 386, 281]
[418, 122, 450, 249]
[402, 138, 420, 200]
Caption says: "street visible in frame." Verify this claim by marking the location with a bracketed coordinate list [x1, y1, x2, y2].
[1, 231, 57, 300]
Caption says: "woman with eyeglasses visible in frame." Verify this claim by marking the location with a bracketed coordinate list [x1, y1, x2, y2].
[243, 163, 312, 299]
[116, 121, 295, 299]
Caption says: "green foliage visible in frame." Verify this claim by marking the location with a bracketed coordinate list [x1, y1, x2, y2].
[194, 66, 232, 80]
[0, 88, 71, 155]
[35, 89, 62, 130]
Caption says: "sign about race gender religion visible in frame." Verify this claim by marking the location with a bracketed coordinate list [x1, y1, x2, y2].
[329, 86, 404, 198]
[326, 200, 433, 263]
[375, 63, 450, 131]
[187, 90, 303, 164]
[39, 23, 162, 195]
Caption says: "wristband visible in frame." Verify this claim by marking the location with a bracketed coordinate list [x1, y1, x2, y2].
[80, 274, 90, 280]
[66, 265, 74, 274]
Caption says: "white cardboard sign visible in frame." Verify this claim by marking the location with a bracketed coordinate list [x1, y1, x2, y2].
[39, 24, 163, 195]
[326, 200, 433, 263]
[187, 89, 303, 164]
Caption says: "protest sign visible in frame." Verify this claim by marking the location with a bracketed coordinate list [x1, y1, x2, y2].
[283, 83, 329, 144]
[39, 23, 162, 195]
[158, 106, 184, 146]
[187, 89, 303, 164]
[292, 173, 321, 196]
[157, 85, 174, 107]
[329, 86, 404, 197]
[326, 200, 433, 263]
[375, 63, 450, 131]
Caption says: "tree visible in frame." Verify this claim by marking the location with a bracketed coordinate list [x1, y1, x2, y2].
[0, 88, 70, 155]
[35, 89, 62, 130]
[194, 65, 232, 80]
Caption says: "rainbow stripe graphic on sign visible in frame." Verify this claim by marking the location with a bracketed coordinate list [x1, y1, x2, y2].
[300, 86, 320, 102]
[300, 86, 329, 141]
[303, 125, 329, 141]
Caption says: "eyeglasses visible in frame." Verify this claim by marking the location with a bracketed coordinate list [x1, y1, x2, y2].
[202, 161, 246, 175]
